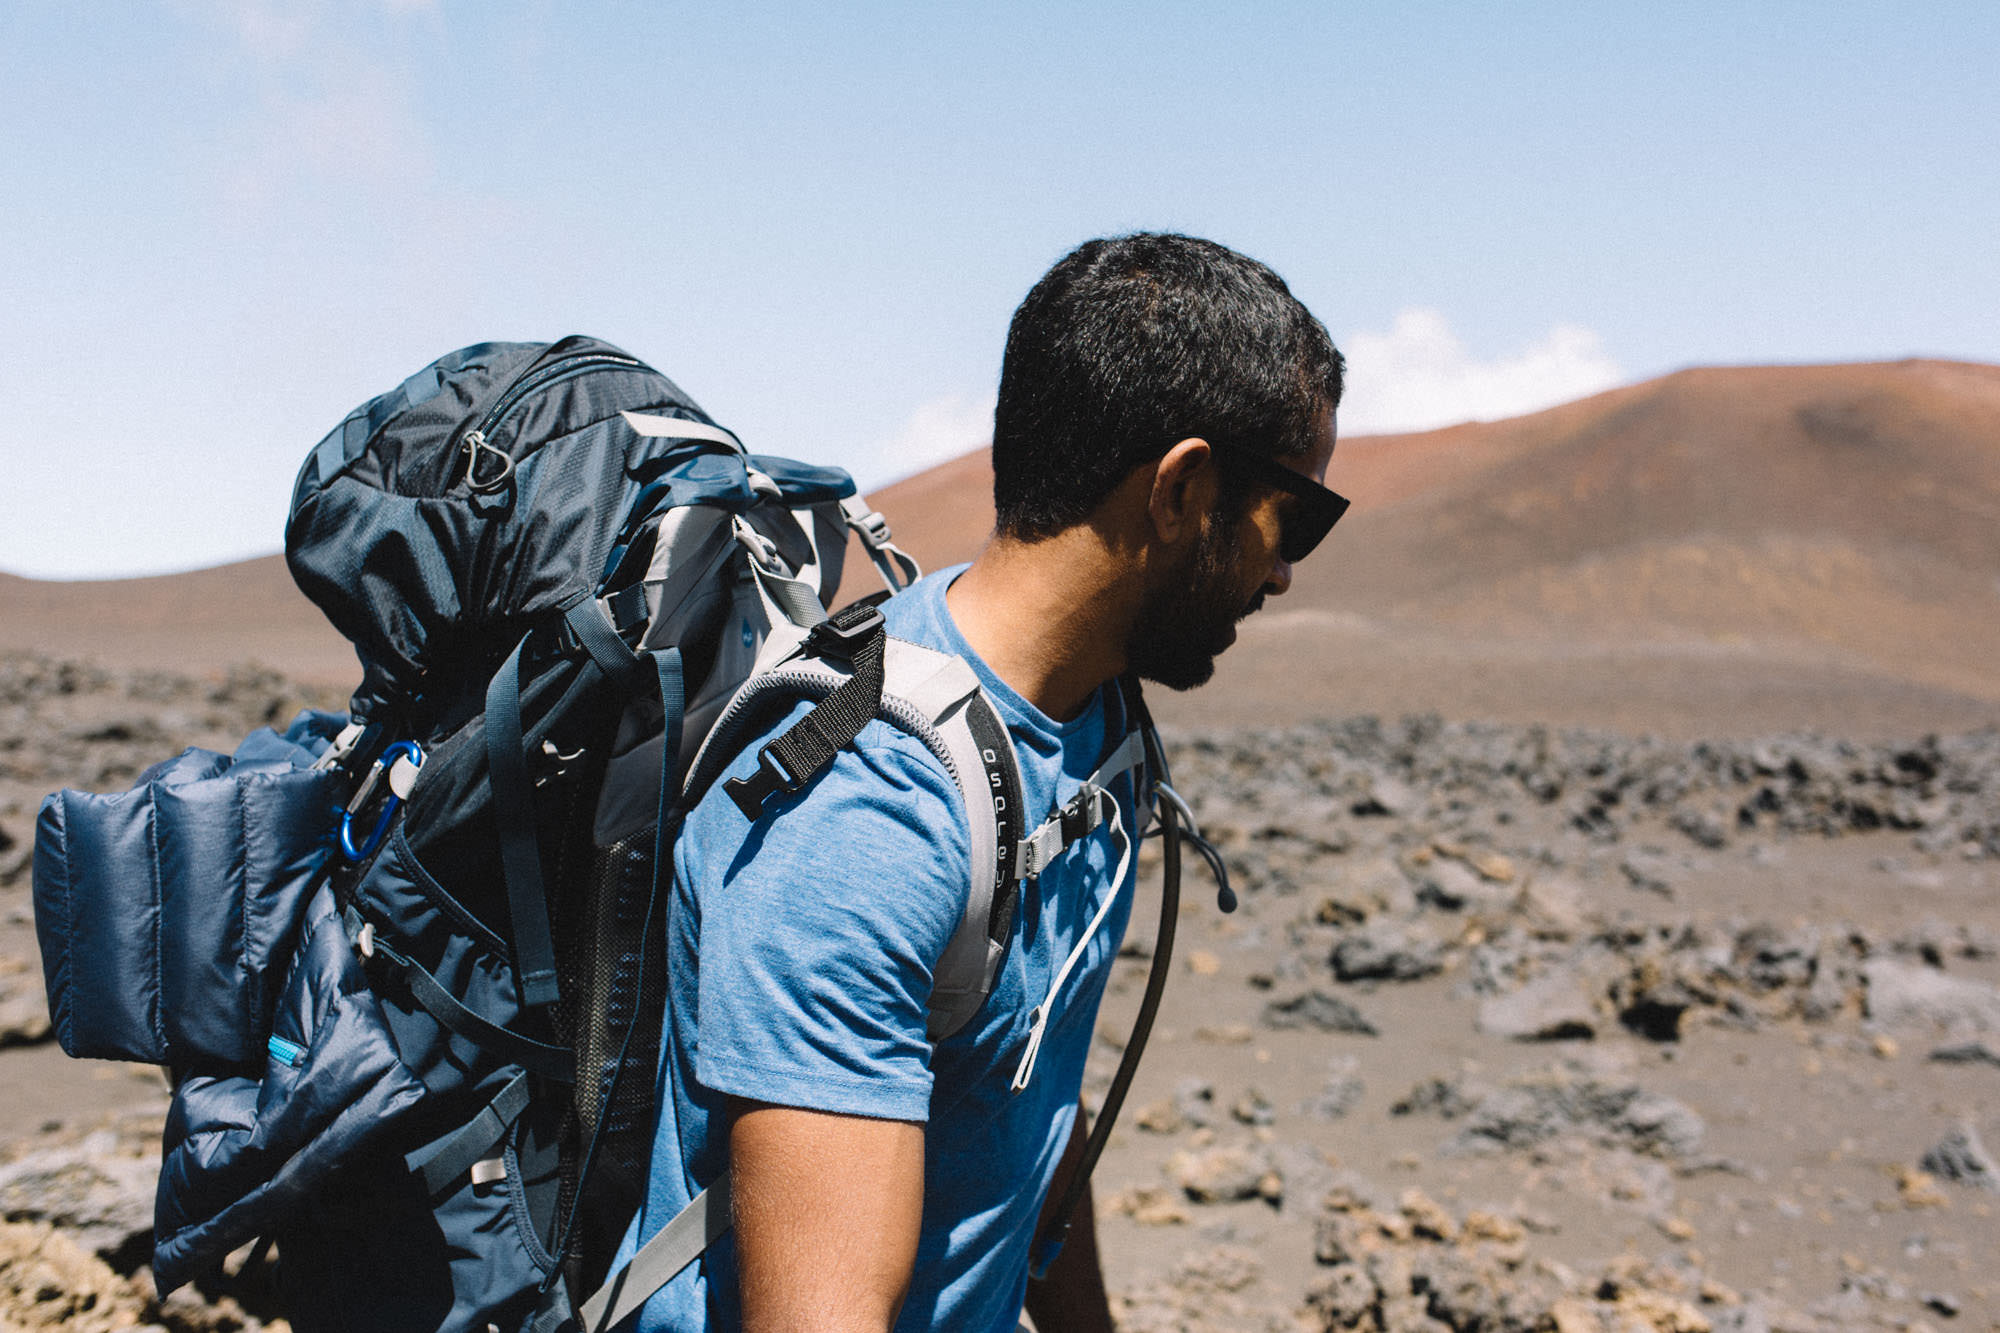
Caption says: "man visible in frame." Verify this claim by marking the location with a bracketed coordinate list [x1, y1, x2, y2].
[625, 232, 1346, 1331]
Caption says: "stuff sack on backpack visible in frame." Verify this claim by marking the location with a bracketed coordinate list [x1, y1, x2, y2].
[32, 710, 349, 1065]
[150, 881, 429, 1292]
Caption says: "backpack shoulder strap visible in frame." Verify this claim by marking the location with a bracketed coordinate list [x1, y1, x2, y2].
[684, 623, 1026, 1040]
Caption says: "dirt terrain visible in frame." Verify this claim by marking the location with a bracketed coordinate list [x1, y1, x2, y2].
[1, 357, 1996, 1329]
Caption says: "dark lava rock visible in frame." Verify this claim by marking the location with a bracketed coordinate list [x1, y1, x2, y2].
[1263, 989, 1379, 1036]
[1332, 921, 1447, 982]
[1442, 1067, 1704, 1160]
[1920, 1123, 2000, 1191]
[1475, 971, 1598, 1041]
[1930, 1040, 2000, 1067]
[1392, 1077, 1483, 1120]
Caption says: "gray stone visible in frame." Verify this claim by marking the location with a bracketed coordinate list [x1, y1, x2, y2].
[1230, 1087, 1275, 1126]
[1444, 1068, 1704, 1160]
[1351, 774, 1421, 818]
[1865, 959, 2000, 1034]
[1670, 805, 1730, 849]
[1619, 846, 1677, 896]
[1921, 1290, 1962, 1318]
[1920, 1123, 2000, 1191]
[0, 1136, 159, 1266]
[1332, 921, 1446, 982]
[1475, 970, 1598, 1041]
[1172, 1076, 1218, 1129]
[1304, 1056, 1365, 1121]
[1166, 1143, 1273, 1203]
[1391, 1076, 1483, 1120]
[0, 965, 52, 1048]
[1516, 875, 1592, 940]
[1930, 1040, 2000, 1067]
[1708, 1301, 1772, 1333]
[1414, 859, 1506, 913]
[1262, 990, 1378, 1036]
[1304, 1264, 1378, 1329]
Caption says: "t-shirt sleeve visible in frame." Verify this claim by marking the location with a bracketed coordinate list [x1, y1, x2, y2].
[678, 717, 970, 1123]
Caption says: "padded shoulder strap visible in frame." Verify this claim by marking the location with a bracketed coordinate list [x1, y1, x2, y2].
[684, 633, 1025, 1040]
[878, 640, 1024, 1041]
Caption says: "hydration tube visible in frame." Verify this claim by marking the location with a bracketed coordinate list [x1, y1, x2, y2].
[1027, 724, 1189, 1280]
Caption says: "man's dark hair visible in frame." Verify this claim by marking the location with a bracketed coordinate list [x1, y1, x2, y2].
[991, 232, 1345, 541]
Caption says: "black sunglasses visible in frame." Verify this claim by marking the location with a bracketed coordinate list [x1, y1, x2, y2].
[1206, 439, 1349, 564]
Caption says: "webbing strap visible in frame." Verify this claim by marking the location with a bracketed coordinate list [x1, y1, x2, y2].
[365, 930, 575, 1083]
[567, 1178, 733, 1333]
[564, 597, 646, 686]
[839, 494, 921, 592]
[742, 535, 828, 629]
[405, 1071, 532, 1197]
[1013, 729, 1149, 878]
[487, 602, 650, 1011]
[722, 612, 886, 819]
[619, 410, 743, 451]
[485, 636, 561, 1008]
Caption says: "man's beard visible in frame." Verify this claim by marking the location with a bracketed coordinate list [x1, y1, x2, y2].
[1126, 508, 1263, 692]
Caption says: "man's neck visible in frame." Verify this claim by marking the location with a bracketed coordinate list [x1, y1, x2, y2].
[944, 526, 1134, 722]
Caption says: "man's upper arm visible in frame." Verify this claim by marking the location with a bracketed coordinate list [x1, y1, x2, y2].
[728, 1100, 925, 1333]
[683, 720, 971, 1120]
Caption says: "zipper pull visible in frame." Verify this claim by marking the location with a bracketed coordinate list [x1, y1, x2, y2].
[461, 430, 515, 493]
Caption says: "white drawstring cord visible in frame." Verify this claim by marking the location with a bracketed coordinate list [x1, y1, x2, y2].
[1010, 791, 1133, 1092]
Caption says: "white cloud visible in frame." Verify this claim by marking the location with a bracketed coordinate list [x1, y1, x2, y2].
[1337, 308, 1624, 436]
[187, 0, 440, 211]
[866, 392, 995, 484]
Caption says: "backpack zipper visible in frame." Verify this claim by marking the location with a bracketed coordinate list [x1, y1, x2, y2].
[459, 350, 646, 493]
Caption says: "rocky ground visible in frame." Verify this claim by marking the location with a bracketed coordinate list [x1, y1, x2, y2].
[3, 652, 2000, 1330]
[1086, 716, 2000, 1332]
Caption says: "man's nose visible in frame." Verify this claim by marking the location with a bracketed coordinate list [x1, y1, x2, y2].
[1264, 557, 1294, 598]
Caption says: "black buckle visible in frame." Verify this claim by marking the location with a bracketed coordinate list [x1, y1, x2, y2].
[604, 582, 650, 637]
[723, 746, 803, 820]
[1058, 786, 1103, 843]
[804, 605, 884, 660]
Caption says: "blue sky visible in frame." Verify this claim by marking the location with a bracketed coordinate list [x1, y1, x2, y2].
[3, 2, 1995, 579]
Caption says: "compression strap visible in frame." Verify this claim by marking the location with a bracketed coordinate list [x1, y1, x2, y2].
[404, 1072, 532, 1197]
[554, 1177, 733, 1333]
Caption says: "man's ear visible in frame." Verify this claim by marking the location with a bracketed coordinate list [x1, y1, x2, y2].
[1148, 438, 1218, 546]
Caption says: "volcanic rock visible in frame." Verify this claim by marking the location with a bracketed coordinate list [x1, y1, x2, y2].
[1262, 990, 1379, 1036]
[1864, 959, 2000, 1035]
[1332, 921, 1447, 982]
[1477, 970, 1600, 1041]
[1918, 1123, 2000, 1191]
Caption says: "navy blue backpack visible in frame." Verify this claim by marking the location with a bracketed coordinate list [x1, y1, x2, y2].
[31, 337, 981, 1329]
[34, 336, 1210, 1331]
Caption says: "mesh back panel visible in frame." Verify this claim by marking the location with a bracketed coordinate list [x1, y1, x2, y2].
[551, 823, 666, 1289]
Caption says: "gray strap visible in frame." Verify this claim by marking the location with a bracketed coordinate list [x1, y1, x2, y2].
[840, 494, 921, 592]
[1013, 729, 1149, 877]
[735, 518, 829, 629]
[620, 410, 743, 450]
[404, 1072, 532, 1197]
[574, 1177, 733, 1332]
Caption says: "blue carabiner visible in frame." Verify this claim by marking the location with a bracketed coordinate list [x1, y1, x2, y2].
[339, 740, 426, 861]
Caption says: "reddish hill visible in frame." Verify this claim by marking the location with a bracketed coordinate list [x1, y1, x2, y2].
[0, 556, 354, 688]
[869, 359, 2000, 735]
[6, 360, 1996, 736]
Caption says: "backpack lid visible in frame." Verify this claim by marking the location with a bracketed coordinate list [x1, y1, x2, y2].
[284, 337, 749, 729]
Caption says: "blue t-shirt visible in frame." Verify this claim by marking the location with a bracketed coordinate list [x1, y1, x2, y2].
[622, 565, 1139, 1332]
